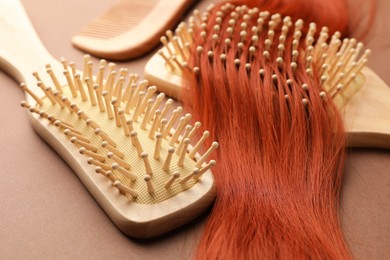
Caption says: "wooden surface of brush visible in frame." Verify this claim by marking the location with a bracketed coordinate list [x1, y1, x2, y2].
[144, 4, 390, 149]
[0, 0, 217, 238]
[72, 0, 198, 60]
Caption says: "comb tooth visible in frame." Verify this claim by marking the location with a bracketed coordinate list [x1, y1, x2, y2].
[74, 74, 88, 101]
[46, 65, 62, 93]
[71, 137, 98, 152]
[20, 83, 43, 105]
[154, 133, 163, 160]
[63, 70, 77, 97]
[189, 131, 210, 159]
[141, 152, 153, 176]
[163, 147, 175, 172]
[79, 147, 105, 162]
[180, 168, 199, 185]
[148, 110, 162, 139]
[94, 84, 105, 112]
[112, 163, 137, 181]
[113, 181, 138, 198]
[164, 172, 180, 189]
[177, 138, 190, 167]
[53, 91, 65, 108]
[85, 77, 97, 106]
[194, 160, 216, 181]
[130, 131, 143, 157]
[196, 142, 219, 168]
[103, 91, 114, 119]
[143, 175, 154, 194]
[91, 159, 111, 171]
[176, 125, 192, 155]
[107, 152, 131, 170]
[102, 141, 124, 159]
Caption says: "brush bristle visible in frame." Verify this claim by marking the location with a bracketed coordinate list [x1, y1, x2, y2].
[158, 3, 369, 108]
[20, 56, 217, 204]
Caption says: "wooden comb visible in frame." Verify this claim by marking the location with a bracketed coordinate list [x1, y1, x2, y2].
[0, 0, 217, 238]
[144, 4, 390, 149]
[71, 0, 198, 60]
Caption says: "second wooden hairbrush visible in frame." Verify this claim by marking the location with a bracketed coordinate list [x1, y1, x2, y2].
[0, 0, 217, 238]
[144, 3, 390, 149]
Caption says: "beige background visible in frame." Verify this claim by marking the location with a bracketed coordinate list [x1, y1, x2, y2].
[0, 0, 389, 259]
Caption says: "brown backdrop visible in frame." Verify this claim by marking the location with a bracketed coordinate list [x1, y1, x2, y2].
[0, 0, 389, 259]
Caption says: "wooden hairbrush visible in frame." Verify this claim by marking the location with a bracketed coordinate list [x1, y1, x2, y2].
[72, 0, 198, 60]
[144, 4, 390, 149]
[0, 0, 217, 238]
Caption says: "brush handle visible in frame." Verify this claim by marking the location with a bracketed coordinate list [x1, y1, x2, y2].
[0, 0, 63, 100]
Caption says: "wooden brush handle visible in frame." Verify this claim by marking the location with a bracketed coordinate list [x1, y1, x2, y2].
[0, 0, 62, 91]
